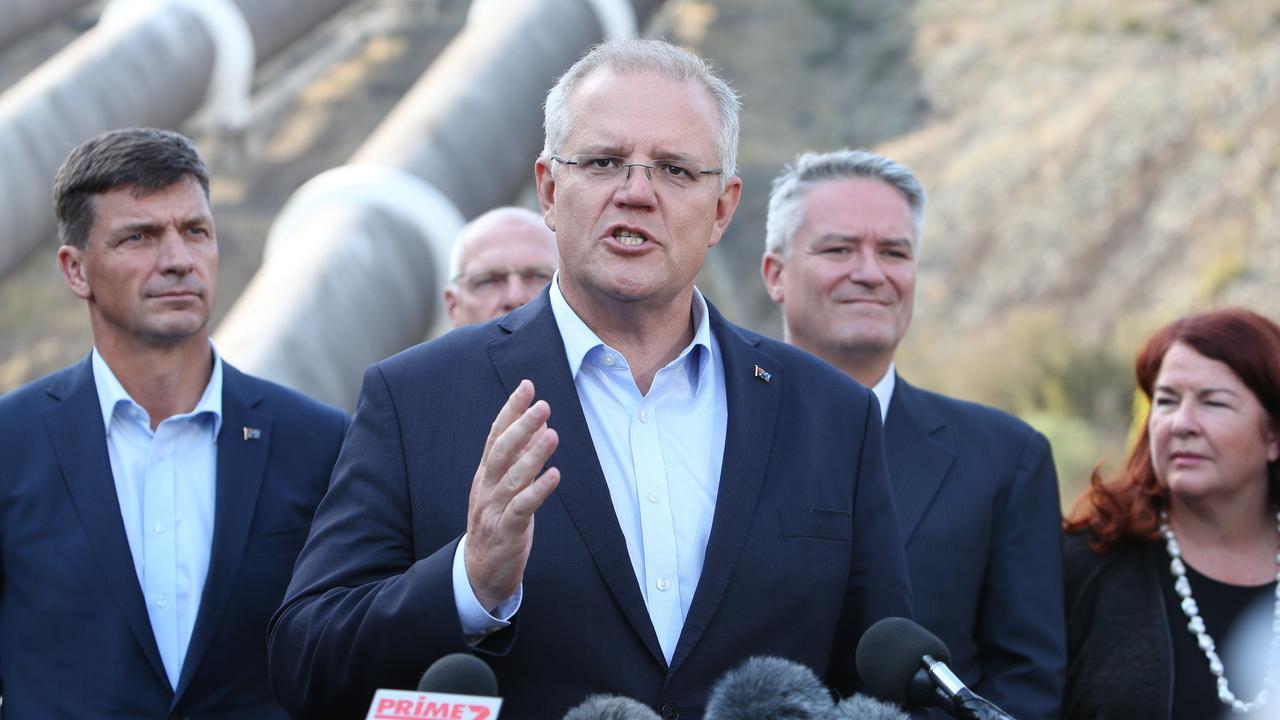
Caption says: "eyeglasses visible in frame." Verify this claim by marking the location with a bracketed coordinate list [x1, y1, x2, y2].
[550, 154, 723, 190]
[455, 267, 555, 296]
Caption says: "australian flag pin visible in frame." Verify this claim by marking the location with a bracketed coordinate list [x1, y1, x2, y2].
[243, 426, 262, 441]
[753, 364, 772, 383]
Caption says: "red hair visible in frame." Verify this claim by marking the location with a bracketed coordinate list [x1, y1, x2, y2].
[1065, 308, 1280, 551]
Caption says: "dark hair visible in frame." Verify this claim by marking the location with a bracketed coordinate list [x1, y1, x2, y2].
[1065, 308, 1280, 551]
[52, 127, 210, 249]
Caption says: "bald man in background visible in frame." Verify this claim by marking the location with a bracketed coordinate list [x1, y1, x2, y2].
[444, 206, 559, 327]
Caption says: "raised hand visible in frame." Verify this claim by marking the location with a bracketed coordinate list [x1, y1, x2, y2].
[464, 379, 561, 612]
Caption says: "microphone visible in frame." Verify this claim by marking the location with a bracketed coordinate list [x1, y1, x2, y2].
[855, 617, 1015, 720]
[417, 653, 499, 695]
[831, 694, 910, 720]
[703, 655, 834, 719]
[562, 695, 662, 719]
[364, 653, 502, 720]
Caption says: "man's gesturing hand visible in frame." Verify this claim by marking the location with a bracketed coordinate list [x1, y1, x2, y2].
[465, 379, 561, 612]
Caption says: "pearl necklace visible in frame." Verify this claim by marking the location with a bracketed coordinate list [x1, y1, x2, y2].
[1160, 510, 1280, 714]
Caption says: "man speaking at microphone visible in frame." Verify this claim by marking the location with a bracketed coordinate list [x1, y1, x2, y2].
[269, 39, 912, 718]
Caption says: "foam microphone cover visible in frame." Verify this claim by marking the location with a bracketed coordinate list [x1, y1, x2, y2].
[855, 617, 951, 705]
[703, 655, 834, 719]
[416, 653, 499, 696]
[832, 694, 911, 720]
[562, 695, 663, 720]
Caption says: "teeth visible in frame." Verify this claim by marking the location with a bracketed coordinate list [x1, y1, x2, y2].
[613, 229, 645, 246]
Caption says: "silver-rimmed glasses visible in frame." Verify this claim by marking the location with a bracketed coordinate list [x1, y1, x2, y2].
[549, 154, 723, 190]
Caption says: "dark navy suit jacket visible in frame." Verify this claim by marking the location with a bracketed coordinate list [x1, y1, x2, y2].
[269, 292, 913, 719]
[0, 356, 348, 719]
[884, 377, 1065, 720]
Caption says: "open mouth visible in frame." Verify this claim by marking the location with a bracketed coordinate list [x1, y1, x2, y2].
[612, 228, 649, 246]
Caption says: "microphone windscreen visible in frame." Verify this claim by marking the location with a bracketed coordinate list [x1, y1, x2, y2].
[416, 653, 498, 696]
[855, 617, 950, 705]
[832, 694, 911, 720]
[563, 695, 662, 720]
[703, 655, 833, 719]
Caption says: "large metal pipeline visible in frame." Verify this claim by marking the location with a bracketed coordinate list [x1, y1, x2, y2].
[0, 0, 95, 54]
[0, 0, 353, 279]
[215, 0, 664, 410]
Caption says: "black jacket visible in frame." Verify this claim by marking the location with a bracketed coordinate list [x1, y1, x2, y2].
[1063, 531, 1173, 719]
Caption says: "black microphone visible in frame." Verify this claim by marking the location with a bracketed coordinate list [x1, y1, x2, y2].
[562, 695, 662, 719]
[855, 617, 1016, 720]
[416, 653, 499, 695]
[703, 655, 834, 719]
[832, 694, 911, 720]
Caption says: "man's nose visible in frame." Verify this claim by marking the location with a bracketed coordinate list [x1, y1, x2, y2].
[158, 228, 194, 273]
[613, 163, 658, 206]
[846, 248, 886, 285]
[501, 274, 537, 310]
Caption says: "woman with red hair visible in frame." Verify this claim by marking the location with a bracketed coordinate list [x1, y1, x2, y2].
[1064, 308, 1280, 719]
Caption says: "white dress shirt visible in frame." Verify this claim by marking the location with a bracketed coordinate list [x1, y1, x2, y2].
[870, 362, 896, 423]
[92, 347, 222, 689]
[452, 279, 728, 663]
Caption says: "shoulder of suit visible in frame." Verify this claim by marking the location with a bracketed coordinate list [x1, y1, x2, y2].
[0, 360, 86, 415]
[375, 319, 501, 380]
[903, 381, 1043, 441]
[224, 362, 349, 426]
[752, 332, 870, 401]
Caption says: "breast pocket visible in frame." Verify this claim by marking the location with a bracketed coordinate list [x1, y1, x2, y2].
[778, 508, 851, 541]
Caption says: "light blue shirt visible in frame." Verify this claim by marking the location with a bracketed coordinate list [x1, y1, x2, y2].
[92, 347, 222, 689]
[551, 278, 727, 662]
[451, 280, 729, 664]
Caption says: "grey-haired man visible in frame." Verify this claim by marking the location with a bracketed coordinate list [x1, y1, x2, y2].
[762, 149, 1066, 719]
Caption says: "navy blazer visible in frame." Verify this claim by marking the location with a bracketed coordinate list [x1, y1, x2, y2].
[0, 356, 348, 719]
[884, 377, 1065, 720]
[269, 291, 913, 719]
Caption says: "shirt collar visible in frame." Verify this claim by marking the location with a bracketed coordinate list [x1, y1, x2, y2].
[870, 362, 896, 424]
[91, 344, 224, 438]
[548, 273, 714, 386]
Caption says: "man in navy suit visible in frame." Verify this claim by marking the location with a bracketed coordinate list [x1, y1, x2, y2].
[761, 149, 1066, 718]
[0, 128, 348, 718]
[270, 40, 912, 719]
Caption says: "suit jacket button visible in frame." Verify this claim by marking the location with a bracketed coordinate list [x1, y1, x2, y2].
[660, 702, 680, 719]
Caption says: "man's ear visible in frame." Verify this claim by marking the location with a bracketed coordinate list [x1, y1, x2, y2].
[761, 251, 786, 304]
[443, 285, 459, 325]
[57, 245, 92, 300]
[535, 158, 556, 232]
[706, 175, 743, 249]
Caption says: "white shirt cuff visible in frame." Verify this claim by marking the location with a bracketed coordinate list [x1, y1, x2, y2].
[452, 533, 521, 641]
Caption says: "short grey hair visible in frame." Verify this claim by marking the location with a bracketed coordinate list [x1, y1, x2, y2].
[448, 206, 553, 280]
[765, 149, 926, 257]
[542, 38, 741, 190]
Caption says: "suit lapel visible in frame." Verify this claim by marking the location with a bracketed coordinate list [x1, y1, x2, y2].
[173, 364, 271, 701]
[669, 306, 779, 675]
[43, 356, 170, 689]
[883, 377, 955, 544]
[486, 293, 667, 667]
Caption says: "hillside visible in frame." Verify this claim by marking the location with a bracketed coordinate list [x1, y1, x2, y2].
[3, 0, 1278, 496]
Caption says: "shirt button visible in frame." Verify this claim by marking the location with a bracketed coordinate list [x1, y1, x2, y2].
[639, 409, 648, 423]
[648, 491, 660, 504]
[156, 596, 167, 608]
[155, 523, 166, 534]
[603, 354, 615, 366]
[656, 578, 670, 592]
[660, 702, 680, 720]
